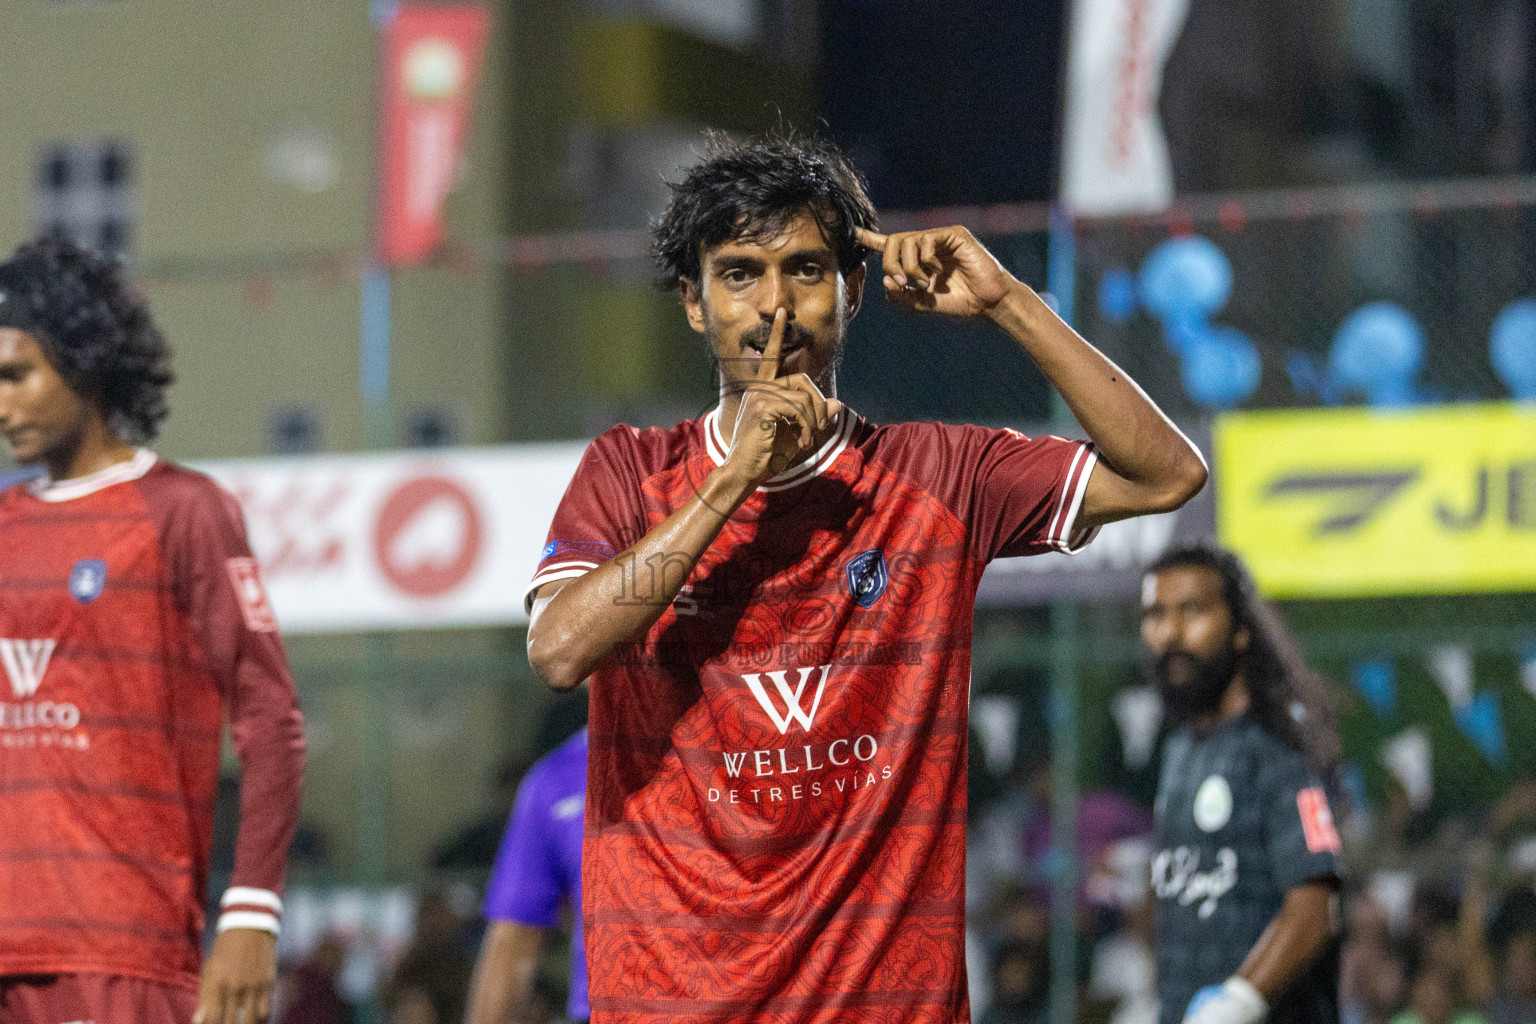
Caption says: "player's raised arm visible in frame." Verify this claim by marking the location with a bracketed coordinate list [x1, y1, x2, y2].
[855, 224, 1208, 528]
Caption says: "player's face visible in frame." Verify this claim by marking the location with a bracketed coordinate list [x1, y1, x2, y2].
[683, 211, 865, 394]
[1140, 565, 1248, 721]
[0, 328, 91, 466]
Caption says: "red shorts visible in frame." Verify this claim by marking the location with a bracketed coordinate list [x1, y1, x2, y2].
[0, 973, 196, 1024]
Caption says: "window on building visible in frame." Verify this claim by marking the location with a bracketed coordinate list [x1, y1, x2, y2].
[267, 406, 323, 455]
[34, 139, 136, 257]
[404, 407, 462, 449]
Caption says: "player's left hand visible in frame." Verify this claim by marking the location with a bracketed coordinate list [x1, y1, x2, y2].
[1181, 977, 1268, 1024]
[855, 225, 1018, 318]
[195, 927, 278, 1024]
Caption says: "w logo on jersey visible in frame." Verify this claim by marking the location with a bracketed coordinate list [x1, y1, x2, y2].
[741, 664, 832, 734]
[0, 639, 56, 698]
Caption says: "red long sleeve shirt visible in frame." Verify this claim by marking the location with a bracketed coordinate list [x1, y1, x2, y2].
[0, 451, 305, 988]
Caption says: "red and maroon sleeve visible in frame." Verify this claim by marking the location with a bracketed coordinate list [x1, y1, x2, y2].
[926, 424, 1100, 562]
[161, 476, 306, 936]
[523, 427, 649, 612]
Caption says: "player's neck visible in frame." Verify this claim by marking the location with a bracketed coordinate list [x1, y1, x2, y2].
[46, 417, 139, 483]
[1192, 675, 1251, 732]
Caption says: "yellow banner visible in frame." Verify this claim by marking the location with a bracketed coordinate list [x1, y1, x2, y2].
[1215, 403, 1536, 597]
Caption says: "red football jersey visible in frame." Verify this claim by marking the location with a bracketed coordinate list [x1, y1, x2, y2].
[0, 451, 305, 988]
[526, 408, 1098, 1024]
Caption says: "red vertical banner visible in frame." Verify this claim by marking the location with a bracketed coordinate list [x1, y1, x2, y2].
[377, 3, 491, 267]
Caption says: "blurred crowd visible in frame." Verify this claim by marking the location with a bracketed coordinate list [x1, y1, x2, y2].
[253, 742, 1536, 1024]
[267, 881, 573, 1024]
[964, 739, 1536, 1024]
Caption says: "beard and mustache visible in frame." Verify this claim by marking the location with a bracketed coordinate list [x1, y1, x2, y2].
[706, 313, 845, 389]
[738, 317, 818, 355]
[1150, 641, 1241, 725]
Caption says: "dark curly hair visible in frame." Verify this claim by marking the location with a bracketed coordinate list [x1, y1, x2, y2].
[651, 130, 879, 290]
[0, 234, 172, 442]
[1147, 541, 1344, 786]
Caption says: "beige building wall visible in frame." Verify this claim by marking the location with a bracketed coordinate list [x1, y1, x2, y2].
[0, 0, 818, 882]
[0, 0, 513, 461]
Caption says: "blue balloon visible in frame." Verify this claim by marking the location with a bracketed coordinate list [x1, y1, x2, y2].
[1181, 325, 1262, 409]
[1491, 298, 1536, 400]
[1350, 660, 1397, 719]
[1097, 267, 1137, 323]
[1455, 692, 1508, 769]
[1138, 236, 1233, 323]
[1329, 302, 1425, 407]
[1161, 312, 1215, 357]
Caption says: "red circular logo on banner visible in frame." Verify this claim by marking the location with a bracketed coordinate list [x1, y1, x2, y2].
[373, 475, 484, 599]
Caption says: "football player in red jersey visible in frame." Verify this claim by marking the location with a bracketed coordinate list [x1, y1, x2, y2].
[522, 133, 1207, 1024]
[0, 235, 306, 1024]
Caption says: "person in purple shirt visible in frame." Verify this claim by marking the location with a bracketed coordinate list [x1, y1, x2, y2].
[464, 727, 588, 1024]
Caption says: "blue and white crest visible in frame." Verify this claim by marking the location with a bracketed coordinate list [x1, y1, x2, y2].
[69, 558, 108, 604]
[542, 540, 559, 560]
[845, 549, 888, 608]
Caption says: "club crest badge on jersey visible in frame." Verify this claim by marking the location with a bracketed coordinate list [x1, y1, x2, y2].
[1194, 774, 1233, 832]
[68, 559, 108, 604]
[846, 549, 888, 608]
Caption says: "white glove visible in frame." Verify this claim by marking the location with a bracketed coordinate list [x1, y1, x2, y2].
[1181, 977, 1267, 1024]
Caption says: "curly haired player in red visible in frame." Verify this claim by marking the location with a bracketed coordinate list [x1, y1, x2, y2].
[0, 235, 306, 1024]
[524, 132, 1208, 1024]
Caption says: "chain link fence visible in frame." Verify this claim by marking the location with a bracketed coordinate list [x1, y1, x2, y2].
[1069, 175, 1536, 422]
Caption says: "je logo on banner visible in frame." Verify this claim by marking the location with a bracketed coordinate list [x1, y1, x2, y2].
[741, 665, 833, 735]
[0, 639, 56, 699]
[373, 475, 484, 599]
[1216, 403, 1536, 597]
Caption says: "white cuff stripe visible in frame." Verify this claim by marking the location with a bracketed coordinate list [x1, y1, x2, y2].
[221, 887, 282, 914]
[217, 910, 281, 935]
[536, 559, 603, 574]
[1052, 448, 1100, 554]
[1047, 444, 1089, 545]
[523, 566, 596, 613]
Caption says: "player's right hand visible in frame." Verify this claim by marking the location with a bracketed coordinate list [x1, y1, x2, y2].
[722, 308, 841, 488]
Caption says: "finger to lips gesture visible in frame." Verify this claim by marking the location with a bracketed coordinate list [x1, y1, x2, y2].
[855, 225, 1016, 317]
[726, 309, 840, 486]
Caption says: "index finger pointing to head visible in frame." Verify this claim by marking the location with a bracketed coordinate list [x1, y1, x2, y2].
[855, 227, 889, 251]
[757, 307, 787, 381]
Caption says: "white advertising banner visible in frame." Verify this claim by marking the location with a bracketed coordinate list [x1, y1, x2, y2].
[195, 443, 586, 634]
[1060, 0, 1190, 216]
[190, 428, 1210, 632]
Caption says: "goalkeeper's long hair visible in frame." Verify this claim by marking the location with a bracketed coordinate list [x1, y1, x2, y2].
[1148, 541, 1344, 787]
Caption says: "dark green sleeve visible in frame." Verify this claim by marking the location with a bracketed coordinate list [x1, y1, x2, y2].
[1263, 748, 1343, 892]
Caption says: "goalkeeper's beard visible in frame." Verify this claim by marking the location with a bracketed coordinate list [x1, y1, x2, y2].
[1152, 642, 1240, 725]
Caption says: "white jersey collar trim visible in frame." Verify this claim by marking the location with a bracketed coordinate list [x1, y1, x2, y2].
[29, 448, 158, 502]
[703, 405, 855, 492]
